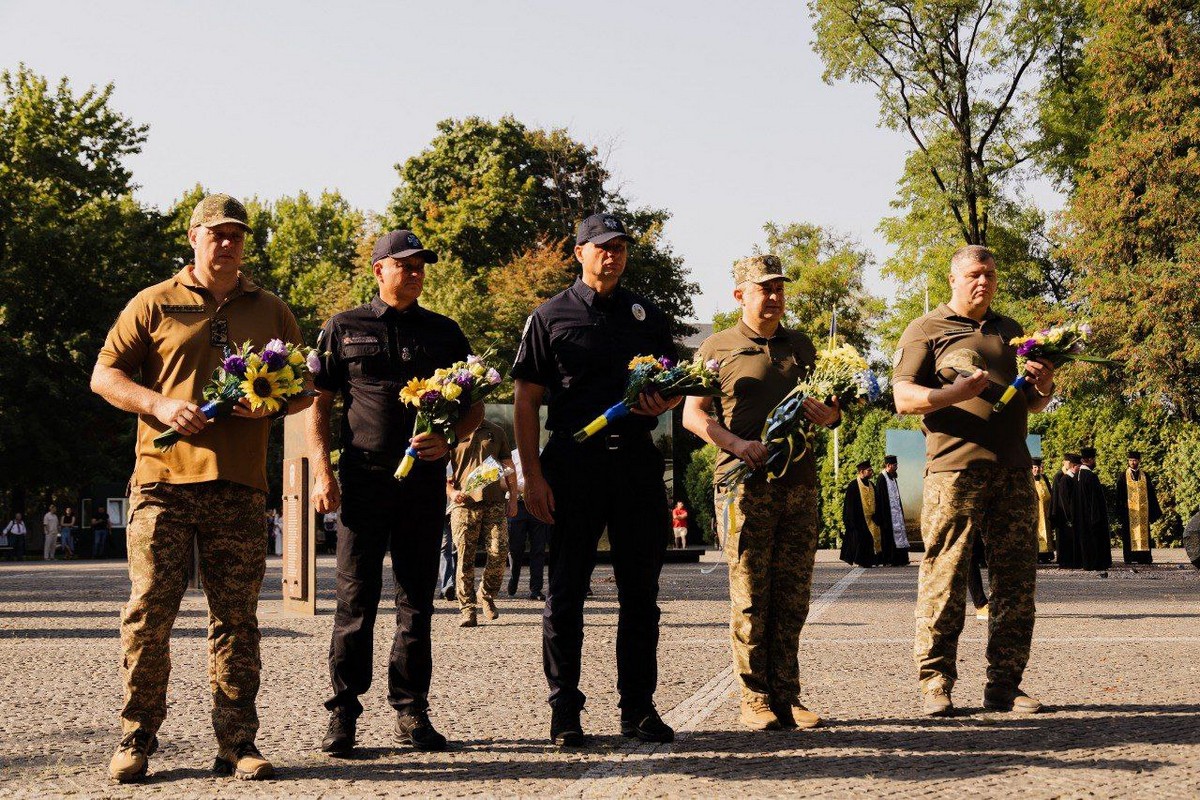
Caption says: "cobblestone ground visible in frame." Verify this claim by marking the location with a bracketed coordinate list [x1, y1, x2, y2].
[1, 549, 1197, 799]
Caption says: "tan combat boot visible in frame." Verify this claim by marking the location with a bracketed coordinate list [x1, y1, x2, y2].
[108, 730, 157, 783]
[983, 686, 1043, 714]
[772, 699, 822, 730]
[739, 695, 781, 731]
[213, 742, 275, 780]
[479, 591, 499, 620]
[921, 687, 954, 717]
[459, 608, 478, 627]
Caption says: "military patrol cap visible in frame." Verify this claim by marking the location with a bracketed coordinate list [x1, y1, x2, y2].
[935, 348, 986, 384]
[1128, 450, 1142, 459]
[855, 459, 872, 471]
[732, 254, 790, 286]
[1081, 446, 1097, 459]
[1065, 453, 1082, 465]
[371, 230, 438, 265]
[189, 193, 251, 231]
[884, 454, 898, 465]
[576, 212, 633, 246]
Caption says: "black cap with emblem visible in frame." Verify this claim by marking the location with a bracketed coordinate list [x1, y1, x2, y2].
[576, 213, 633, 246]
[371, 230, 439, 265]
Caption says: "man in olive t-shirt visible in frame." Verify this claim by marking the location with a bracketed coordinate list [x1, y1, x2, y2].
[92, 194, 311, 782]
[892, 245, 1056, 718]
[684, 254, 839, 732]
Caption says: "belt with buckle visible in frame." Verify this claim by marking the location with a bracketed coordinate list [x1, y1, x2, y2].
[557, 431, 651, 451]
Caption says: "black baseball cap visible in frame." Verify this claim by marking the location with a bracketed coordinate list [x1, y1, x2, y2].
[371, 230, 438, 265]
[576, 212, 633, 246]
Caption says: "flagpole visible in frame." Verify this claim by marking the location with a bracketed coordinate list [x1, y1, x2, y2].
[830, 306, 839, 482]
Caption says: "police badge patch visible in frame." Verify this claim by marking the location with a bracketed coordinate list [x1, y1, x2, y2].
[604, 216, 620, 230]
[406, 233, 421, 248]
[632, 303, 646, 322]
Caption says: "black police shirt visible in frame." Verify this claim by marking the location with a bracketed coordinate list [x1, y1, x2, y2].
[315, 295, 470, 458]
[511, 278, 676, 435]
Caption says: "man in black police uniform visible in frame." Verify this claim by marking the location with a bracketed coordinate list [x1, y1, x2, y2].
[307, 230, 483, 756]
[512, 212, 678, 747]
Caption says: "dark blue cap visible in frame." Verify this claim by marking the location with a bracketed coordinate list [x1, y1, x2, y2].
[371, 230, 438, 265]
[575, 213, 633, 246]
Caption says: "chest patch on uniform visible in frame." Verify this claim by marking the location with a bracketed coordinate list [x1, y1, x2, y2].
[401, 346, 413, 362]
[941, 326, 977, 337]
[163, 304, 205, 313]
[343, 335, 380, 346]
[632, 304, 646, 322]
[210, 316, 229, 347]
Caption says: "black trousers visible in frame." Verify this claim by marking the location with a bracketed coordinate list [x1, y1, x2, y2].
[541, 433, 669, 712]
[326, 457, 444, 717]
[508, 499, 549, 595]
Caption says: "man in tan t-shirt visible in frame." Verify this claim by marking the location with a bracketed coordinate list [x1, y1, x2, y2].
[91, 193, 311, 782]
[892, 244, 1055, 718]
[448, 418, 519, 626]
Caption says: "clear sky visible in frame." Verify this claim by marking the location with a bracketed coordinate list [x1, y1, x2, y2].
[4, 0, 954, 319]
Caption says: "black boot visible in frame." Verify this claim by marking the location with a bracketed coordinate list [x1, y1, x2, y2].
[550, 702, 585, 747]
[394, 709, 448, 751]
[321, 711, 356, 756]
[620, 706, 675, 743]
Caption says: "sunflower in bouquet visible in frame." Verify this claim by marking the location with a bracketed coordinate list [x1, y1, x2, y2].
[718, 343, 880, 490]
[394, 354, 504, 479]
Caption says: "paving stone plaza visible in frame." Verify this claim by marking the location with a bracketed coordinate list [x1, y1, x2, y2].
[2, 550, 1197, 798]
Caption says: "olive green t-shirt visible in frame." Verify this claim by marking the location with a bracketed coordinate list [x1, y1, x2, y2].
[450, 419, 512, 504]
[97, 267, 303, 493]
[695, 320, 818, 487]
[893, 304, 1030, 474]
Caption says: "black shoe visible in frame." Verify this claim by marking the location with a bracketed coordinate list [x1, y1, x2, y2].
[441, 588, 455, 601]
[529, 591, 546, 601]
[506, 582, 517, 597]
[321, 712, 356, 756]
[550, 703, 585, 747]
[394, 709, 448, 751]
[620, 707, 675, 743]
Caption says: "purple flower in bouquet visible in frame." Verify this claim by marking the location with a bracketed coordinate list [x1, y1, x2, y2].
[454, 372, 475, 387]
[659, 357, 673, 369]
[421, 390, 443, 403]
[467, 354, 482, 365]
[705, 359, 720, 372]
[306, 351, 322, 374]
[486, 368, 502, 385]
[262, 339, 288, 370]
[222, 354, 248, 377]
[1017, 339, 1038, 358]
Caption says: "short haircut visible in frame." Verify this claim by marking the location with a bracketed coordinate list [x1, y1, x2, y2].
[950, 244, 996, 273]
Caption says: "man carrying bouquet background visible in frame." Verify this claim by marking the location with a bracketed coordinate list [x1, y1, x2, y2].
[91, 193, 311, 782]
[683, 255, 839, 732]
[512, 212, 678, 747]
[308, 230, 482, 756]
[447, 418, 519, 627]
[892, 244, 1056, 718]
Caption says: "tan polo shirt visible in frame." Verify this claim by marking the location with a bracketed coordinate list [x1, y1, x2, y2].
[893, 303, 1030, 474]
[97, 267, 303, 493]
[695, 320, 818, 488]
[451, 419, 513, 504]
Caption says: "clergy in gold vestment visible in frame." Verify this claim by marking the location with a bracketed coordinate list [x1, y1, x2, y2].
[1115, 451, 1161, 565]
[840, 461, 890, 567]
[1032, 458, 1055, 563]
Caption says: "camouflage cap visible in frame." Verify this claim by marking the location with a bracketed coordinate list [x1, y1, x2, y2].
[935, 348, 986, 384]
[732, 254, 790, 286]
[189, 193, 252, 231]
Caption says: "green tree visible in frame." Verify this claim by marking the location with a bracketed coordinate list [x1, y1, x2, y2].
[1063, 0, 1200, 419]
[0, 66, 176, 509]
[388, 116, 698, 358]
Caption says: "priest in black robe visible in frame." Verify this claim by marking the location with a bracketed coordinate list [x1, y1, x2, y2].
[841, 461, 890, 567]
[1115, 450, 1161, 565]
[1074, 447, 1112, 572]
[873, 455, 910, 566]
[1052, 453, 1080, 568]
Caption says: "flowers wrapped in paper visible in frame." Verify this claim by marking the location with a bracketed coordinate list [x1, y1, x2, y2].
[394, 354, 504, 480]
[718, 343, 880, 490]
[993, 322, 1115, 413]
[460, 455, 515, 495]
[574, 356, 721, 442]
[153, 339, 319, 451]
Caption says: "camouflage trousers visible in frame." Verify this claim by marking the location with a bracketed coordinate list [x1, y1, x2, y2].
[915, 467, 1037, 694]
[450, 501, 509, 612]
[717, 480, 820, 703]
[120, 480, 267, 749]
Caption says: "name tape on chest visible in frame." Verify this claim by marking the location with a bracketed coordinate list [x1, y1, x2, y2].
[162, 304, 206, 314]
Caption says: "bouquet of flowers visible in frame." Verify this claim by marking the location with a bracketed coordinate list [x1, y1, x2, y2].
[574, 356, 722, 442]
[718, 343, 879, 490]
[394, 354, 503, 479]
[992, 322, 1114, 413]
[460, 456, 515, 495]
[153, 339, 319, 451]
